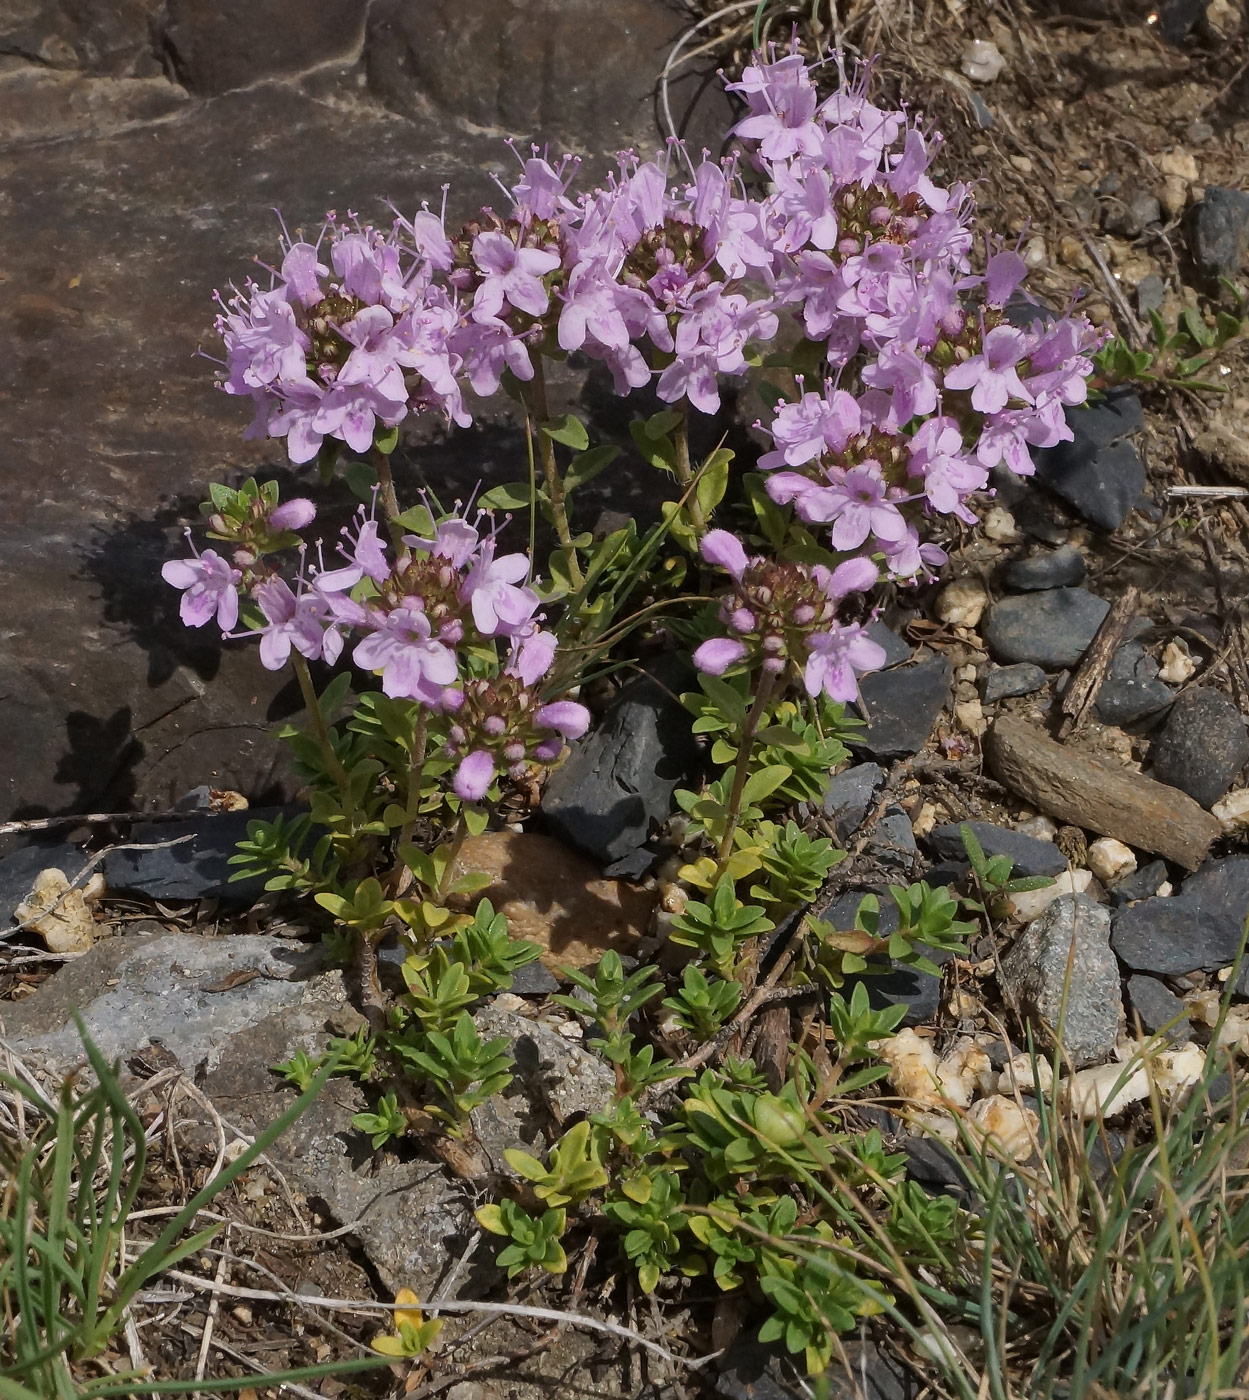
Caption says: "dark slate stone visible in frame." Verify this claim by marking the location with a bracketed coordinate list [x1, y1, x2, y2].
[1092, 642, 1175, 726]
[159, 0, 368, 94]
[1148, 688, 1249, 808]
[540, 655, 702, 875]
[1, 843, 84, 924]
[983, 588, 1110, 669]
[1035, 437, 1145, 531]
[851, 656, 951, 760]
[1111, 855, 1249, 974]
[718, 1333, 919, 1400]
[869, 806, 919, 880]
[1193, 187, 1249, 278]
[715, 1332, 798, 1400]
[1126, 975, 1192, 1041]
[902, 1136, 975, 1203]
[1109, 859, 1169, 906]
[928, 821, 1067, 878]
[103, 809, 286, 901]
[982, 662, 1047, 704]
[1104, 190, 1162, 238]
[1002, 545, 1087, 592]
[864, 619, 913, 669]
[818, 762, 886, 844]
[508, 961, 559, 996]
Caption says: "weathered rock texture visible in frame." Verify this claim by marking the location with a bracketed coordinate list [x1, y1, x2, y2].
[0, 0, 724, 831]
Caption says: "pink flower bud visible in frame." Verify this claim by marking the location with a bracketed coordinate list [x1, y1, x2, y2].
[269, 498, 317, 532]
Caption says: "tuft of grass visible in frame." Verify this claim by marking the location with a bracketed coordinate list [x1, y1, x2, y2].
[732, 1029, 1249, 1400]
[0, 1019, 389, 1399]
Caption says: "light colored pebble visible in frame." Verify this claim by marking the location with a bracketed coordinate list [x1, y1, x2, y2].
[1015, 815, 1058, 842]
[1158, 638, 1196, 684]
[936, 577, 989, 628]
[1007, 868, 1093, 923]
[1212, 787, 1249, 833]
[961, 38, 1005, 82]
[983, 505, 1020, 542]
[1086, 837, 1136, 886]
[955, 698, 987, 736]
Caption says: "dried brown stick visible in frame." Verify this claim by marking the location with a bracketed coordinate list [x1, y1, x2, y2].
[1057, 586, 1141, 739]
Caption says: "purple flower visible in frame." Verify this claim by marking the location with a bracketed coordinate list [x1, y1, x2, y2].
[943, 325, 1032, 414]
[253, 578, 340, 670]
[353, 606, 459, 704]
[162, 548, 241, 632]
[694, 637, 748, 675]
[984, 249, 1029, 308]
[471, 232, 561, 321]
[454, 749, 496, 801]
[815, 467, 909, 551]
[461, 543, 539, 637]
[268, 498, 317, 532]
[701, 529, 749, 579]
[802, 624, 887, 703]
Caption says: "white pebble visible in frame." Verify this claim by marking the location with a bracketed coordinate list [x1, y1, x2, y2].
[1015, 815, 1057, 842]
[966, 1095, 1039, 1160]
[1158, 638, 1196, 684]
[961, 39, 1005, 82]
[1007, 868, 1092, 922]
[1086, 837, 1136, 886]
[983, 505, 1020, 542]
[1212, 787, 1249, 833]
[955, 698, 987, 736]
[936, 577, 989, 628]
[1023, 234, 1046, 269]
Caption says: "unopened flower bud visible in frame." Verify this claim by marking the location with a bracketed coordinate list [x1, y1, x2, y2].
[730, 607, 756, 633]
[232, 547, 256, 567]
[268, 498, 316, 532]
[484, 715, 506, 736]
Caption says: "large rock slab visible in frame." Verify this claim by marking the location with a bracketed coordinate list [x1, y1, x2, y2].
[0, 3, 727, 830]
[1111, 855, 1249, 975]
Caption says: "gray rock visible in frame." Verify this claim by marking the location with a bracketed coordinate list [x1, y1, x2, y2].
[1137, 275, 1167, 316]
[541, 655, 702, 877]
[474, 1002, 614, 1129]
[1035, 433, 1145, 532]
[982, 662, 1047, 704]
[0, 0, 164, 75]
[1193, 187, 1249, 278]
[983, 588, 1110, 669]
[104, 809, 285, 901]
[869, 806, 919, 880]
[1148, 688, 1249, 808]
[159, 0, 368, 94]
[818, 762, 886, 844]
[1104, 190, 1162, 238]
[1031, 389, 1146, 531]
[0, 842, 84, 923]
[1111, 855, 1249, 973]
[999, 894, 1122, 1066]
[364, 0, 730, 156]
[1126, 975, 1192, 1042]
[851, 656, 951, 760]
[928, 821, 1067, 878]
[1002, 546, 1086, 592]
[1109, 858, 1169, 906]
[864, 620, 912, 669]
[508, 961, 559, 996]
[1091, 642, 1175, 726]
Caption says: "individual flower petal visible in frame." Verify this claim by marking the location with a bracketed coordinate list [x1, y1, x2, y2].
[533, 700, 591, 740]
[268, 498, 317, 532]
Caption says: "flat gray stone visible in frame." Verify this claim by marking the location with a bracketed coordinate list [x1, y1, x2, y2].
[818, 762, 886, 844]
[851, 656, 951, 760]
[983, 589, 1110, 669]
[1092, 642, 1174, 726]
[999, 894, 1122, 1066]
[981, 663, 1047, 704]
[1111, 855, 1249, 974]
[1148, 688, 1249, 808]
[1002, 546, 1086, 593]
[928, 821, 1067, 878]
[1125, 975, 1192, 1042]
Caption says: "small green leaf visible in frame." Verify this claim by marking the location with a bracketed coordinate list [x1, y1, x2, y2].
[480, 481, 536, 511]
[542, 414, 590, 450]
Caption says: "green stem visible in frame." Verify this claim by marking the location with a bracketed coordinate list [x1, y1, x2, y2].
[528, 356, 585, 590]
[673, 408, 707, 537]
[434, 811, 472, 904]
[392, 709, 431, 896]
[292, 655, 356, 825]
[716, 666, 778, 869]
[371, 448, 407, 553]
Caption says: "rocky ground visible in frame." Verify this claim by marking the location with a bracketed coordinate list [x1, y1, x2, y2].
[4, 0, 1249, 1396]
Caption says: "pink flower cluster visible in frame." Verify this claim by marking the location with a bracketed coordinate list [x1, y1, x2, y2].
[728, 52, 1101, 579]
[692, 530, 886, 703]
[162, 505, 589, 801]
